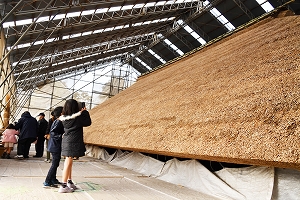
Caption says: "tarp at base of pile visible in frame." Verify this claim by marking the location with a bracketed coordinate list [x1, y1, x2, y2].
[85, 145, 300, 200]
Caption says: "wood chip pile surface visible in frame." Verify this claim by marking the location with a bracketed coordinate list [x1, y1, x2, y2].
[84, 13, 300, 170]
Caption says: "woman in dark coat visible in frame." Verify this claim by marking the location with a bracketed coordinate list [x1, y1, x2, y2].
[58, 99, 91, 193]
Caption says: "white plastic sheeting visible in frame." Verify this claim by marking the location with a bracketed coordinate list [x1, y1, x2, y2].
[157, 159, 246, 200]
[85, 145, 300, 200]
[215, 166, 274, 200]
[271, 168, 300, 200]
[110, 151, 165, 177]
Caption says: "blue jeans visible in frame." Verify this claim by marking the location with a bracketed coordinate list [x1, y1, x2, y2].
[45, 152, 61, 183]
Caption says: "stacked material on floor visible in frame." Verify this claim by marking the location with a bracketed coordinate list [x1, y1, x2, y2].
[84, 12, 300, 170]
[86, 145, 300, 200]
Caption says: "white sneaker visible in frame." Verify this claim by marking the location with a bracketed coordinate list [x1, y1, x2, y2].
[67, 181, 77, 190]
[14, 155, 24, 159]
[58, 185, 74, 193]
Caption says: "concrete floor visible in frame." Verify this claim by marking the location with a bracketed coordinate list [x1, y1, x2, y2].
[0, 144, 219, 200]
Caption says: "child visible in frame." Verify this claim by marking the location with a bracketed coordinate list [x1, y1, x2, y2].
[43, 106, 64, 187]
[1, 124, 19, 159]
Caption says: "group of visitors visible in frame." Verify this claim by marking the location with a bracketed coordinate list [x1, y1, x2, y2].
[1, 111, 47, 159]
[0, 99, 92, 193]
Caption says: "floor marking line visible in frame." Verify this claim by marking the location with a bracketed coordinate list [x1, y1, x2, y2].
[77, 186, 95, 200]
[89, 162, 180, 200]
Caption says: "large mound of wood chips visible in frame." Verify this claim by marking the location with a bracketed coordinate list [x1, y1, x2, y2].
[84, 13, 300, 170]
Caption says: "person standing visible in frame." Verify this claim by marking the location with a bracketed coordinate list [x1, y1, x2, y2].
[34, 113, 48, 157]
[43, 107, 63, 187]
[1, 124, 19, 159]
[58, 99, 91, 193]
[44, 111, 55, 162]
[14, 111, 38, 159]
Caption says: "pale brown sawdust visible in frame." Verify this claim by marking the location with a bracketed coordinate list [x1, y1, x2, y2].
[84, 13, 300, 170]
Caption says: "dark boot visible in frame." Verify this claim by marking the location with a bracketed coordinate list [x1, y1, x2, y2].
[6, 154, 11, 159]
[1, 152, 7, 158]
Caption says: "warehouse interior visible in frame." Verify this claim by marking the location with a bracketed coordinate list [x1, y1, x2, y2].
[0, 0, 300, 199]
[0, 0, 299, 123]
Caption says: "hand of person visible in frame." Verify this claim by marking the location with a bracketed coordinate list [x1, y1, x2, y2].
[45, 134, 50, 140]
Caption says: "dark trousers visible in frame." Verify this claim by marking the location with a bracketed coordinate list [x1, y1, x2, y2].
[45, 152, 61, 183]
[17, 138, 36, 158]
[35, 137, 45, 157]
[45, 139, 51, 160]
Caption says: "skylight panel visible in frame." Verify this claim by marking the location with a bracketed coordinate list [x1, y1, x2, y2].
[156, 1, 167, 6]
[115, 25, 124, 30]
[11, 30, 147, 53]
[148, 49, 166, 64]
[82, 10, 95, 15]
[17, 43, 31, 49]
[210, 7, 221, 17]
[165, 1, 174, 5]
[35, 41, 44, 45]
[145, 2, 156, 7]
[190, 32, 199, 39]
[94, 29, 104, 34]
[104, 27, 113, 32]
[7, 15, 164, 51]
[132, 17, 174, 27]
[133, 56, 152, 70]
[70, 33, 81, 38]
[203, 1, 235, 31]
[159, 18, 168, 22]
[164, 39, 184, 56]
[3, 1, 181, 28]
[63, 35, 69, 40]
[256, 0, 274, 12]
[183, 26, 193, 33]
[48, 38, 55, 43]
[106, 44, 137, 53]
[143, 21, 151, 25]
[95, 8, 109, 14]
[217, 15, 235, 31]
[10, 19, 32, 27]
[12, 38, 141, 67]
[122, 5, 134, 10]
[14, 64, 49, 75]
[216, 15, 228, 25]
[3, 21, 14, 28]
[133, 4, 144, 8]
[133, 22, 143, 27]
[176, 0, 195, 4]
[36, 16, 50, 23]
[53, 13, 66, 21]
[109, 6, 122, 12]
[82, 31, 92, 36]
[180, 21, 207, 45]
[66, 12, 80, 18]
